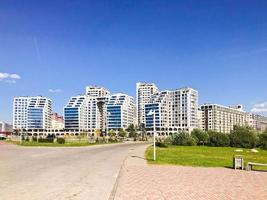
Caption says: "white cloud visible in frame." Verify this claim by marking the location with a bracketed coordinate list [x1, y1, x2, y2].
[251, 102, 267, 113]
[48, 89, 62, 93]
[0, 72, 21, 83]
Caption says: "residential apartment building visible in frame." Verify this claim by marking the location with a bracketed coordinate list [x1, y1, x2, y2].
[64, 86, 110, 135]
[107, 93, 135, 130]
[246, 113, 267, 132]
[51, 113, 64, 130]
[86, 86, 110, 97]
[145, 90, 173, 135]
[64, 95, 87, 131]
[0, 121, 13, 132]
[13, 97, 29, 129]
[136, 82, 159, 127]
[13, 96, 52, 130]
[200, 104, 246, 133]
[145, 87, 199, 135]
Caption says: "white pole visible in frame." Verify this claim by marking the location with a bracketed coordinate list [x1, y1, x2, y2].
[153, 111, 156, 161]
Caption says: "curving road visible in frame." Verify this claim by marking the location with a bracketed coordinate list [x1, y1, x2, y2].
[0, 142, 148, 200]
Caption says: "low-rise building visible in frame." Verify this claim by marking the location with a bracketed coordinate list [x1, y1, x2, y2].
[0, 121, 13, 138]
[246, 113, 267, 132]
[51, 113, 64, 130]
[200, 104, 246, 133]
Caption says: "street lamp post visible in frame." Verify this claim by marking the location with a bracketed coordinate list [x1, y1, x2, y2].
[147, 110, 156, 161]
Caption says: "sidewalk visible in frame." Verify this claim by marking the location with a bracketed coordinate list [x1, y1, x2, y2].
[114, 145, 267, 200]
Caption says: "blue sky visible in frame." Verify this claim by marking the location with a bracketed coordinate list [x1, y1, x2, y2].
[1, 0, 267, 123]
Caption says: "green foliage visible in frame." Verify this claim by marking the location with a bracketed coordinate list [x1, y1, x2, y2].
[230, 126, 256, 148]
[208, 131, 230, 147]
[108, 130, 116, 138]
[155, 142, 168, 148]
[118, 128, 127, 137]
[191, 129, 209, 145]
[171, 131, 197, 146]
[127, 124, 137, 138]
[258, 133, 267, 150]
[38, 138, 54, 143]
[57, 137, 65, 144]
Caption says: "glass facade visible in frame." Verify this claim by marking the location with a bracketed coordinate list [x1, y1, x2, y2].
[107, 106, 122, 129]
[27, 108, 43, 129]
[64, 107, 79, 129]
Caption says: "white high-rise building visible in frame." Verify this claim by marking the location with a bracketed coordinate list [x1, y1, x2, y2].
[13, 97, 29, 129]
[136, 82, 159, 127]
[107, 93, 135, 130]
[13, 96, 52, 130]
[64, 95, 87, 131]
[145, 87, 199, 135]
[64, 86, 110, 135]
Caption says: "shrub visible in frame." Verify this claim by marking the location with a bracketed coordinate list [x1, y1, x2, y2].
[171, 131, 197, 146]
[191, 129, 209, 145]
[155, 142, 168, 148]
[208, 131, 230, 147]
[258, 133, 267, 150]
[230, 126, 256, 148]
[32, 137, 37, 142]
[57, 137, 65, 144]
[38, 138, 54, 143]
[118, 128, 127, 137]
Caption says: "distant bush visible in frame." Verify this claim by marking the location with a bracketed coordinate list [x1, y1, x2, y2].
[171, 131, 196, 146]
[208, 131, 230, 147]
[258, 133, 267, 150]
[32, 137, 37, 142]
[230, 126, 256, 148]
[57, 137, 65, 144]
[109, 138, 118, 143]
[38, 138, 54, 143]
[191, 129, 209, 145]
[155, 142, 168, 148]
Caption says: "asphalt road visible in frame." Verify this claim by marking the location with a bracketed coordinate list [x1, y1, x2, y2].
[0, 142, 148, 200]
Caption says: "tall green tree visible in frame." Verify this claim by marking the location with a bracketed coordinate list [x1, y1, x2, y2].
[127, 124, 137, 138]
[230, 126, 256, 148]
[191, 129, 209, 145]
[118, 128, 127, 137]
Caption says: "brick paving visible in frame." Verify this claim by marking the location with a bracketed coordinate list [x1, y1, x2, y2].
[114, 165, 267, 200]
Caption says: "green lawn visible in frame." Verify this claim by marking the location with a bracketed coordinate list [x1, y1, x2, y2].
[5, 140, 119, 147]
[146, 145, 267, 170]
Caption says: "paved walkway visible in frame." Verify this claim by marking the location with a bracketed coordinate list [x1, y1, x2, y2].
[0, 141, 148, 200]
[114, 146, 267, 200]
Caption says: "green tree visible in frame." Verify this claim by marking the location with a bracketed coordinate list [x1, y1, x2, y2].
[108, 130, 116, 138]
[191, 129, 209, 145]
[118, 128, 127, 137]
[127, 124, 137, 138]
[230, 126, 257, 148]
[171, 131, 196, 146]
[258, 132, 267, 150]
[208, 131, 230, 147]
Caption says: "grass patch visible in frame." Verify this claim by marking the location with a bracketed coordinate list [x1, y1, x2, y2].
[146, 145, 267, 170]
[5, 140, 119, 147]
